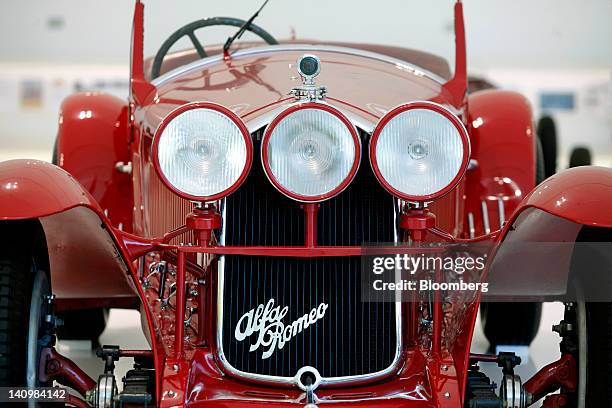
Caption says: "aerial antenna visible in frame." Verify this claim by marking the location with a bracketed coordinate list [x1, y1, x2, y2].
[223, 0, 271, 58]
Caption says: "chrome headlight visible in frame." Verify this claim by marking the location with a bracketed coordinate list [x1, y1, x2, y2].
[153, 102, 252, 201]
[370, 102, 470, 202]
[262, 103, 361, 202]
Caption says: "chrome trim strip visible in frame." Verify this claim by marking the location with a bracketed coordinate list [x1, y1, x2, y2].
[497, 197, 505, 228]
[152, 44, 446, 87]
[467, 212, 475, 239]
[481, 200, 491, 235]
[215, 131, 403, 387]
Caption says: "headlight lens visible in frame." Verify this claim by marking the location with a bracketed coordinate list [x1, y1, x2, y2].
[370, 102, 470, 202]
[262, 104, 361, 202]
[153, 103, 252, 201]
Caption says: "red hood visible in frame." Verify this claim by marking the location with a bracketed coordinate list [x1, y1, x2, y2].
[140, 44, 454, 135]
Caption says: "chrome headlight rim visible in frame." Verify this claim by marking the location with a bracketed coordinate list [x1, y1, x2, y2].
[369, 101, 470, 202]
[152, 101, 253, 202]
[261, 102, 362, 203]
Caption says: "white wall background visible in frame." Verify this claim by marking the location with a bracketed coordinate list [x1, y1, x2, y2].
[0, 0, 611, 164]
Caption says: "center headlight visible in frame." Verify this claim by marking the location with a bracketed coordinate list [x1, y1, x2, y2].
[262, 103, 361, 202]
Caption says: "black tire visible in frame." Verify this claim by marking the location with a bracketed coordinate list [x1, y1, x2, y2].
[479, 140, 545, 348]
[568, 226, 612, 407]
[569, 147, 592, 168]
[57, 308, 108, 348]
[0, 221, 48, 386]
[0, 247, 33, 385]
[480, 302, 542, 349]
[537, 116, 558, 179]
[581, 302, 612, 407]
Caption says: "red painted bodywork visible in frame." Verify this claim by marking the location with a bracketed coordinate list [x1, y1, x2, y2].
[0, 160, 135, 300]
[0, 1, 604, 407]
[521, 165, 612, 227]
[464, 89, 536, 236]
[57, 92, 133, 231]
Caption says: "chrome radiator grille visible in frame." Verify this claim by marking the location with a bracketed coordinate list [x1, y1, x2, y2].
[219, 129, 398, 379]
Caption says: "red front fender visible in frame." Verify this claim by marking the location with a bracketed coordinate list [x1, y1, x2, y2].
[0, 159, 102, 220]
[0, 159, 136, 302]
[520, 166, 612, 228]
[488, 166, 612, 300]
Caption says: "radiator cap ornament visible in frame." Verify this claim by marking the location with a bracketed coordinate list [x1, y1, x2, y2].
[291, 54, 327, 101]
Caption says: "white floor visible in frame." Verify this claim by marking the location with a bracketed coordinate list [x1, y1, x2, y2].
[58, 302, 564, 405]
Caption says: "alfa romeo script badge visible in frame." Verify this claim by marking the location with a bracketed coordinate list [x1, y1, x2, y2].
[234, 298, 329, 359]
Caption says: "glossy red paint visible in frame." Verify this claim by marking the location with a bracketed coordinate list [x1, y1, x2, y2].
[67, 395, 91, 408]
[0, 161, 138, 300]
[57, 92, 133, 231]
[0, 159, 100, 220]
[3, 1, 607, 407]
[464, 89, 536, 237]
[130, 0, 156, 106]
[261, 103, 361, 202]
[145, 48, 448, 135]
[39, 347, 96, 397]
[369, 101, 470, 202]
[521, 166, 612, 227]
[440, 1, 467, 108]
[303, 203, 319, 247]
[151, 102, 253, 202]
[181, 347, 456, 407]
[524, 354, 577, 404]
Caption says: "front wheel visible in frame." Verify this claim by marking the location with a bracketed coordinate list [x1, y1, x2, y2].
[564, 301, 612, 407]
[0, 224, 51, 387]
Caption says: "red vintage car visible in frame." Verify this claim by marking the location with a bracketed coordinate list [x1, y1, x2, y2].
[1, 1, 611, 407]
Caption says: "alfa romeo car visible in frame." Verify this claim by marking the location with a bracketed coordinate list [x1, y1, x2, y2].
[1, 1, 611, 407]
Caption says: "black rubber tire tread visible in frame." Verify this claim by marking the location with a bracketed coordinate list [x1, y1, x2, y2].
[536, 116, 558, 179]
[0, 224, 36, 386]
[535, 137, 546, 184]
[480, 302, 542, 348]
[569, 147, 592, 168]
[57, 308, 108, 346]
[584, 302, 612, 407]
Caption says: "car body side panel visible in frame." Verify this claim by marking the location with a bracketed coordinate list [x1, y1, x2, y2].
[464, 90, 536, 237]
[57, 92, 133, 231]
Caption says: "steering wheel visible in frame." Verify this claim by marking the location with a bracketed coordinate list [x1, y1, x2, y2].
[151, 17, 278, 79]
